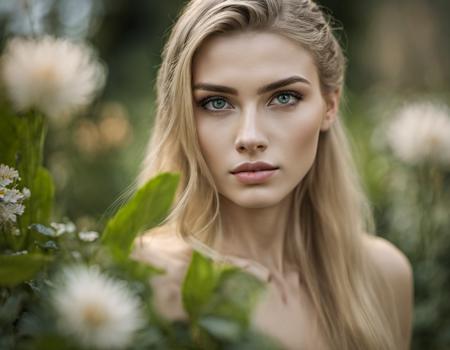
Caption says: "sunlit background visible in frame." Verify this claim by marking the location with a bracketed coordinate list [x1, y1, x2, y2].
[1, 1, 449, 349]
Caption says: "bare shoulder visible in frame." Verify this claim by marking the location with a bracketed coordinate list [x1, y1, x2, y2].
[363, 234, 414, 349]
[365, 235, 412, 287]
[363, 234, 413, 280]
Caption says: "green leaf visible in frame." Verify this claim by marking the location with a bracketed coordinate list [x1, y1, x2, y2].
[181, 251, 231, 320]
[0, 253, 52, 287]
[18, 167, 55, 250]
[202, 270, 265, 327]
[182, 251, 265, 329]
[101, 173, 179, 260]
[117, 256, 165, 281]
[0, 102, 22, 167]
[198, 316, 241, 341]
[30, 167, 54, 225]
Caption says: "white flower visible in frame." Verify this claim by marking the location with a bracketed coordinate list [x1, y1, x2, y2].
[1, 36, 106, 121]
[1, 188, 24, 203]
[22, 187, 31, 199]
[50, 221, 76, 236]
[78, 230, 99, 242]
[386, 102, 450, 166]
[52, 265, 143, 349]
[0, 202, 25, 224]
[0, 164, 20, 187]
[0, 164, 29, 226]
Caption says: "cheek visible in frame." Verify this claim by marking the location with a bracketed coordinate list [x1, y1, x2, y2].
[295, 122, 320, 150]
[284, 114, 322, 168]
[196, 118, 225, 173]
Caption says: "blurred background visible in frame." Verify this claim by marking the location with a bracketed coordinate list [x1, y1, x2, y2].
[0, 0, 449, 349]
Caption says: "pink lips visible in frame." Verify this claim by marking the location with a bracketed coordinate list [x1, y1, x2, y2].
[230, 161, 279, 184]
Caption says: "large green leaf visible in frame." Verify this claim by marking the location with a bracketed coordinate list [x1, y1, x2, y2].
[182, 252, 264, 324]
[182, 251, 229, 320]
[0, 253, 52, 287]
[182, 252, 267, 345]
[201, 269, 265, 327]
[101, 173, 179, 260]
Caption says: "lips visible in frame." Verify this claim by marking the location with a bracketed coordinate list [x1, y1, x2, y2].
[230, 162, 279, 185]
[230, 161, 279, 174]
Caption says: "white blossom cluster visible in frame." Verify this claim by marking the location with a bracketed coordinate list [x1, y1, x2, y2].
[0, 164, 30, 226]
[386, 101, 450, 167]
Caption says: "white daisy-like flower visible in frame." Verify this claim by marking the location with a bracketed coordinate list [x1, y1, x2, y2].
[1, 36, 106, 121]
[1, 188, 24, 203]
[0, 164, 29, 226]
[0, 164, 20, 187]
[386, 101, 450, 166]
[52, 265, 144, 349]
[0, 202, 25, 224]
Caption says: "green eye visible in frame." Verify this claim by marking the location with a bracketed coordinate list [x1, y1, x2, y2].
[270, 91, 302, 106]
[212, 99, 226, 109]
[200, 97, 231, 111]
[277, 94, 291, 104]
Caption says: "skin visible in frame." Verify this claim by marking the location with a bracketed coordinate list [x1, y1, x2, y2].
[192, 31, 339, 274]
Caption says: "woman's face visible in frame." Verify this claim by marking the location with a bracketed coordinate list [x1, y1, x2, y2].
[192, 31, 339, 209]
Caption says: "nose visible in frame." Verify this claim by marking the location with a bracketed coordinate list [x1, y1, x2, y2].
[234, 107, 268, 154]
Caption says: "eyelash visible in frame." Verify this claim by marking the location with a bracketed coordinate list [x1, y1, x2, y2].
[197, 90, 303, 113]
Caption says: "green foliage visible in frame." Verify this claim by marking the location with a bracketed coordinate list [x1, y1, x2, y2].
[101, 172, 179, 260]
[183, 257, 264, 328]
[182, 252, 280, 349]
[0, 102, 54, 251]
[0, 253, 52, 287]
[182, 252, 229, 320]
[0, 102, 23, 167]
[347, 95, 450, 350]
[28, 167, 54, 226]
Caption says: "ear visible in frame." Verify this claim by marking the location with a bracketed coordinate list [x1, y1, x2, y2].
[320, 88, 341, 131]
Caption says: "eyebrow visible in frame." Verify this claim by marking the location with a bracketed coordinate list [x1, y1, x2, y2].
[192, 75, 311, 95]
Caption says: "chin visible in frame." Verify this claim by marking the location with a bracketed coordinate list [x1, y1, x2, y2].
[221, 188, 291, 209]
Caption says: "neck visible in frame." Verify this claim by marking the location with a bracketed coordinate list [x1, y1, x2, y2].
[213, 193, 294, 275]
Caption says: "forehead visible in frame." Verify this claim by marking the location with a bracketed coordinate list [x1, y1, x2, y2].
[192, 31, 320, 87]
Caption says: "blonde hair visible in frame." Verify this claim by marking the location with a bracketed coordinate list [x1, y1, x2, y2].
[139, 0, 401, 349]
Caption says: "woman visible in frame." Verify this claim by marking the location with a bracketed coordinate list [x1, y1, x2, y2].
[132, 0, 413, 349]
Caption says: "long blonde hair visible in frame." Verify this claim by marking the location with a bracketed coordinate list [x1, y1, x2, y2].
[139, 0, 401, 349]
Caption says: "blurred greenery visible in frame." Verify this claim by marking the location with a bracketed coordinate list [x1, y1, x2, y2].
[1, 0, 449, 349]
